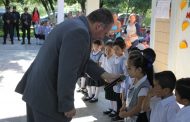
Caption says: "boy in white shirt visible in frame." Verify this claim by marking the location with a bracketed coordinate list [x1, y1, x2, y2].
[174, 78, 190, 122]
[142, 71, 180, 122]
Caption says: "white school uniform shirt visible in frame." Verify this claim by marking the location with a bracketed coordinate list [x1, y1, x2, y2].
[174, 105, 190, 122]
[126, 75, 149, 107]
[150, 95, 180, 122]
[112, 55, 127, 93]
[99, 54, 115, 73]
[124, 75, 150, 122]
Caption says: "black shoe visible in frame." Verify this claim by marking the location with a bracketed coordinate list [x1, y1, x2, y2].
[11, 41, 14, 44]
[28, 42, 31, 44]
[82, 96, 93, 101]
[103, 109, 113, 115]
[111, 116, 124, 121]
[109, 111, 117, 117]
[3, 42, 6, 44]
[76, 88, 83, 92]
[89, 98, 98, 103]
[81, 89, 88, 94]
[21, 42, 25, 45]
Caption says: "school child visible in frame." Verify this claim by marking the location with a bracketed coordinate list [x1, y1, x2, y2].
[100, 41, 118, 116]
[142, 71, 180, 122]
[36, 21, 45, 45]
[119, 49, 155, 122]
[83, 40, 103, 103]
[110, 37, 128, 121]
[34, 22, 40, 44]
[174, 78, 190, 122]
[44, 21, 52, 39]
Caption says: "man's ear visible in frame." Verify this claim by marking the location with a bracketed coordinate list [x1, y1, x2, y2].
[95, 22, 103, 31]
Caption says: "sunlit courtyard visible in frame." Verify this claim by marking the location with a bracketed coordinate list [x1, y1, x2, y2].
[0, 38, 110, 122]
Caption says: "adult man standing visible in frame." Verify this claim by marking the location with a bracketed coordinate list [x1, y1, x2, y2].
[20, 7, 32, 44]
[2, 6, 14, 44]
[15, 8, 116, 122]
[12, 6, 20, 41]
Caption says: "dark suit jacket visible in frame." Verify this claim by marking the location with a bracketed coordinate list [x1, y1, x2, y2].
[15, 16, 105, 120]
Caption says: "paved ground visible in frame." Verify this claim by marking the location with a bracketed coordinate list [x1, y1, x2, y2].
[0, 38, 112, 122]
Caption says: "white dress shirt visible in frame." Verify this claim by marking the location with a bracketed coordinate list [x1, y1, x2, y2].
[150, 95, 180, 122]
[174, 105, 190, 122]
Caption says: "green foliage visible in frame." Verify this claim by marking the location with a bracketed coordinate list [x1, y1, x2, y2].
[129, 0, 151, 16]
[142, 9, 151, 27]
[64, 0, 86, 12]
[64, 0, 77, 5]
[101, 0, 126, 13]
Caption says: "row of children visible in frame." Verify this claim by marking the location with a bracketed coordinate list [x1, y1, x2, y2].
[77, 37, 190, 122]
[34, 21, 53, 45]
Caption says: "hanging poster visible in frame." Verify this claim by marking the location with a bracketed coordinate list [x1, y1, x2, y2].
[155, 0, 171, 18]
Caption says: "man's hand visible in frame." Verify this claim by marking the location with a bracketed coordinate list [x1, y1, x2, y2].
[101, 72, 121, 83]
[64, 108, 76, 118]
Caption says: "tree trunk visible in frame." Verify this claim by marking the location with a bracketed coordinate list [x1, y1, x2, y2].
[48, 0, 55, 12]
[100, 0, 104, 8]
[80, 0, 86, 14]
[3, 0, 10, 7]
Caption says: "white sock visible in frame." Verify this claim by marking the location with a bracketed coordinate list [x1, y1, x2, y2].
[94, 86, 101, 99]
[87, 86, 92, 97]
[80, 77, 86, 88]
[91, 86, 96, 95]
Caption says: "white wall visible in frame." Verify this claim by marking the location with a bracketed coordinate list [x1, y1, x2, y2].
[168, 0, 190, 78]
[86, 0, 99, 15]
[57, 0, 64, 24]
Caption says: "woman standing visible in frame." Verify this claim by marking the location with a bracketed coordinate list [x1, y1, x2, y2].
[125, 13, 141, 49]
[32, 7, 40, 26]
[109, 13, 121, 39]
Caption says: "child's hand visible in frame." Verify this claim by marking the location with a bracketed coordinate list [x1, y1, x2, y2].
[147, 88, 155, 98]
[119, 111, 127, 118]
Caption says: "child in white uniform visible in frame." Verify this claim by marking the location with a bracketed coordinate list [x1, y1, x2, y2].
[143, 71, 180, 122]
[100, 41, 118, 116]
[111, 37, 128, 121]
[174, 78, 190, 122]
[119, 50, 155, 122]
[83, 40, 103, 102]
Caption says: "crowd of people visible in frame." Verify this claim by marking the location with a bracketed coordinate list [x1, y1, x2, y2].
[76, 13, 190, 122]
[11, 7, 189, 122]
[1, 6, 53, 45]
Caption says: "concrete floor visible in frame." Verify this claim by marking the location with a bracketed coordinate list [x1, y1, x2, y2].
[0, 38, 112, 122]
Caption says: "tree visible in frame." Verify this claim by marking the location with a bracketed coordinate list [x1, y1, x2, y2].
[100, 0, 128, 13]
[129, 0, 151, 16]
[2, 0, 10, 7]
[64, 0, 86, 13]
[20, 0, 57, 23]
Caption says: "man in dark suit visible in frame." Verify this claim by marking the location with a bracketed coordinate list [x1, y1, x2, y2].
[12, 6, 20, 41]
[20, 7, 32, 44]
[15, 8, 116, 122]
[2, 6, 14, 44]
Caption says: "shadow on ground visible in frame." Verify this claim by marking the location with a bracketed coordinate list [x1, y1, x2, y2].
[0, 116, 26, 122]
